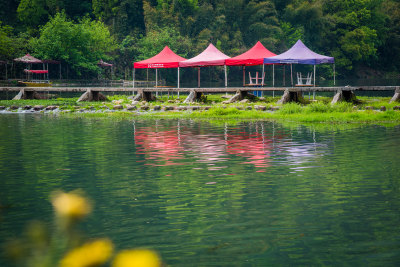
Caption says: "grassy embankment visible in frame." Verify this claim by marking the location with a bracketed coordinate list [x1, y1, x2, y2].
[0, 93, 400, 124]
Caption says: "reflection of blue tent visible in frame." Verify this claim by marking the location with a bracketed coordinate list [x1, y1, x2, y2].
[264, 40, 335, 86]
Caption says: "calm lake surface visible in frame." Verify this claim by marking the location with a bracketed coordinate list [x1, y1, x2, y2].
[1, 114, 400, 266]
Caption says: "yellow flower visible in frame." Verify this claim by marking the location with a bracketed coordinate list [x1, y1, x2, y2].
[112, 249, 161, 267]
[51, 191, 91, 220]
[60, 239, 113, 267]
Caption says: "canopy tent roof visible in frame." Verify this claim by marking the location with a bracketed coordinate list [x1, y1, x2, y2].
[14, 54, 43, 64]
[226, 41, 276, 66]
[24, 69, 48, 74]
[263, 40, 334, 65]
[179, 43, 230, 67]
[134, 46, 186, 69]
[98, 59, 113, 67]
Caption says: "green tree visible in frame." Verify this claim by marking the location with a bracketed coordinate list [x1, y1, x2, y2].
[31, 12, 116, 76]
[17, 0, 49, 28]
[0, 22, 27, 61]
[243, 0, 282, 50]
[135, 26, 192, 61]
[92, 0, 145, 38]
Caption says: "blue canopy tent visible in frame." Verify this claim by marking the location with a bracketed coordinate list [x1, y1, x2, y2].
[263, 40, 335, 87]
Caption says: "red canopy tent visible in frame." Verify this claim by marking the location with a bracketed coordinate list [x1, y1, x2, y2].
[226, 41, 276, 66]
[133, 46, 186, 91]
[179, 43, 230, 87]
[226, 41, 277, 86]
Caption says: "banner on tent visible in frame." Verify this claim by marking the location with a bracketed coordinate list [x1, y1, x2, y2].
[147, 64, 165, 68]
[280, 60, 299, 64]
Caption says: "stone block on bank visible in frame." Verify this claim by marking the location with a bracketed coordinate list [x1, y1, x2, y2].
[10, 105, 19, 110]
[255, 105, 267, 111]
[365, 106, 373, 110]
[380, 106, 386, 111]
[33, 105, 45, 111]
[153, 105, 161, 111]
[246, 106, 253, 110]
[393, 106, 400, 110]
[113, 105, 123, 110]
[46, 105, 58, 110]
[125, 105, 137, 111]
[164, 106, 174, 111]
[0, 106, 5, 110]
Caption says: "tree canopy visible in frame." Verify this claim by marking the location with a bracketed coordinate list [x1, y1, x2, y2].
[0, 0, 399, 78]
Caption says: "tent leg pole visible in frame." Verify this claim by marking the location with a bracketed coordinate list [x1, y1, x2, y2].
[333, 64, 336, 85]
[132, 68, 135, 96]
[243, 66, 245, 87]
[224, 65, 228, 96]
[314, 65, 316, 87]
[262, 63, 265, 97]
[177, 67, 180, 99]
[272, 64, 275, 98]
[290, 64, 293, 87]
[156, 69, 158, 97]
[198, 67, 200, 88]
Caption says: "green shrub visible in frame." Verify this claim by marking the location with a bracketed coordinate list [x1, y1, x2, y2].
[304, 102, 332, 113]
[278, 103, 303, 114]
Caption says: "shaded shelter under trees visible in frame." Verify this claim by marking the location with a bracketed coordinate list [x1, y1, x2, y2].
[98, 59, 113, 80]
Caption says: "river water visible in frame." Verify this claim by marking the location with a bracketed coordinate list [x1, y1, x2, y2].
[0, 114, 399, 266]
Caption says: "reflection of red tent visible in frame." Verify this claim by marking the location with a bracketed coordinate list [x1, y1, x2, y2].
[226, 133, 272, 168]
[135, 128, 184, 166]
[226, 41, 277, 87]
[179, 43, 230, 87]
[133, 46, 186, 89]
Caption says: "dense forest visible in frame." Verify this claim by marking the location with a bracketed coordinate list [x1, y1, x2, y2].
[0, 0, 400, 80]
